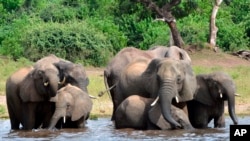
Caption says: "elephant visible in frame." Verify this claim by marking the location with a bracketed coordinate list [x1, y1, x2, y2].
[49, 84, 93, 129]
[6, 66, 59, 130]
[102, 46, 191, 120]
[54, 60, 89, 93]
[35, 54, 89, 93]
[187, 71, 238, 128]
[113, 58, 197, 128]
[6, 54, 90, 130]
[115, 95, 193, 130]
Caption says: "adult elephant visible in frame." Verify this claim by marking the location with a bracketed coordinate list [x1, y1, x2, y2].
[6, 54, 89, 130]
[187, 71, 238, 128]
[115, 95, 193, 130]
[54, 61, 89, 93]
[114, 58, 197, 128]
[35, 54, 89, 93]
[49, 84, 92, 129]
[6, 64, 60, 130]
[102, 46, 191, 120]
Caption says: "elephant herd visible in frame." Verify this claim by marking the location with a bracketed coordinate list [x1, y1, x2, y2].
[6, 46, 238, 131]
[6, 55, 92, 130]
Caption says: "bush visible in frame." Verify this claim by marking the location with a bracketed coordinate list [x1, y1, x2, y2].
[22, 21, 113, 66]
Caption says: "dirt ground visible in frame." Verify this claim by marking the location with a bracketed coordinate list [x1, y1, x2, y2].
[1, 49, 250, 115]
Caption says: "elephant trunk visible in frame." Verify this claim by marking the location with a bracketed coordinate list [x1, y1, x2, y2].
[48, 73, 60, 97]
[226, 90, 238, 125]
[159, 80, 181, 129]
[48, 108, 66, 129]
[77, 80, 88, 93]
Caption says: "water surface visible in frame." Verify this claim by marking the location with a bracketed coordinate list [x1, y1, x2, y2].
[1, 116, 249, 141]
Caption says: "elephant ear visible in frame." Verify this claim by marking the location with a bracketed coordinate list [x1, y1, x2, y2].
[148, 104, 171, 130]
[19, 70, 44, 102]
[54, 61, 71, 85]
[178, 60, 197, 101]
[193, 75, 215, 106]
[69, 86, 92, 121]
[143, 58, 162, 78]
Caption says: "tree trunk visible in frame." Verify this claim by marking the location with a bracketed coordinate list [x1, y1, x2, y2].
[166, 20, 185, 48]
[137, 0, 184, 48]
[209, 0, 223, 48]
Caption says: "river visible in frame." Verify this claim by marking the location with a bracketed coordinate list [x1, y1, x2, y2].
[1, 116, 249, 141]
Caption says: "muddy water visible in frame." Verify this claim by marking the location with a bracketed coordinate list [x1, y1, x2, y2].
[1, 116, 249, 141]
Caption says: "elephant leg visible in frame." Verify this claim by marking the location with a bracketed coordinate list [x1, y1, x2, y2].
[214, 114, 225, 128]
[7, 105, 21, 129]
[187, 101, 208, 128]
[40, 102, 55, 128]
[9, 112, 21, 129]
[22, 102, 37, 130]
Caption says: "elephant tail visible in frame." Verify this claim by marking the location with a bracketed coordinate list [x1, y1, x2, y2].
[98, 70, 114, 98]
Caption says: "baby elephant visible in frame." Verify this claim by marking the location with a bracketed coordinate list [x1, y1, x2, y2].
[187, 71, 238, 128]
[49, 84, 93, 129]
[115, 95, 193, 130]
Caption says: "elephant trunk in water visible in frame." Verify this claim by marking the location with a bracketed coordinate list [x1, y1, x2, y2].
[48, 108, 66, 129]
[224, 83, 238, 125]
[159, 79, 181, 128]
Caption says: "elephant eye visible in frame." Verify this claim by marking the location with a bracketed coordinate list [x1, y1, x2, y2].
[66, 104, 70, 109]
[176, 75, 182, 84]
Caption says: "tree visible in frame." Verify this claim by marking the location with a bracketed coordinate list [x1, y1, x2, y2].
[137, 0, 185, 48]
[209, 0, 223, 51]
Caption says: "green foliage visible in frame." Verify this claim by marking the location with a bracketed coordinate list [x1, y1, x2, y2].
[22, 21, 112, 66]
[178, 14, 209, 45]
[0, 0, 249, 67]
[0, 0, 23, 12]
[86, 17, 127, 53]
[0, 15, 30, 60]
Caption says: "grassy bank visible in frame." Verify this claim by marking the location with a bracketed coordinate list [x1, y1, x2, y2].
[0, 50, 250, 119]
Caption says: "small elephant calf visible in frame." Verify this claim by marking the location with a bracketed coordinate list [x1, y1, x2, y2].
[115, 95, 193, 130]
[49, 84, 93, 129]
[187, 71, 238, 128]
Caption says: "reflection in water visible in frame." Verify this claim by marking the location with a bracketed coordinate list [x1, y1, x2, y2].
[1, 116, 249, 141]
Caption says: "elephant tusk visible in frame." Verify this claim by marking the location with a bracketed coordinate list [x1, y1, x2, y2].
[175, 96, 179, 103]
[219, 89, 223, 98]
[58, 76, 66, 85]
[151, 96, 159, 106]
[235, 93, 240, 97]
[63, 116, 66, 123]
[44, 81, 49, 86]
[89, 95, 97, 99]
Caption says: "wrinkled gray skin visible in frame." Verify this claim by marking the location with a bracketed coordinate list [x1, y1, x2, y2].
[104, 46, 191, 120]
[49, 84, 93, 129]
[6, 64, 60, 130]
[6, 54, 89, 130]
[115, 95, 193, 130]
[114, 58, 197, 129]
[187, 71, 238, 128]
[54, 61, 89, 93]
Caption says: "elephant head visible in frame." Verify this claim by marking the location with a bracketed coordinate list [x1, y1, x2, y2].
[142, 58, 197, 128]
[194, 71, 238, 125]
[165, 46, 191, 64]
[54, 61, 89, 93]
[49, 84, 93, 129]
[19, 67, 60, 102]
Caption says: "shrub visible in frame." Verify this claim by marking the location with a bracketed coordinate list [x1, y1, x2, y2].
[22, 21, 113, 66]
